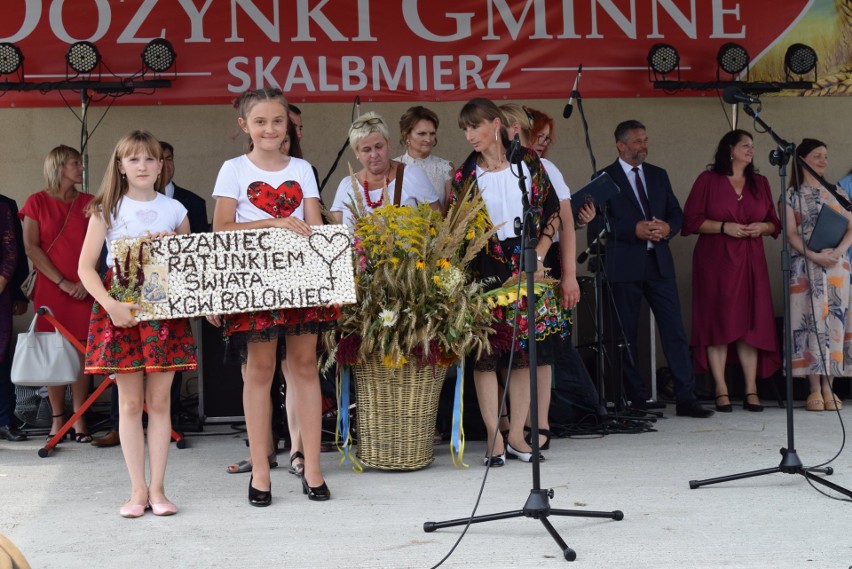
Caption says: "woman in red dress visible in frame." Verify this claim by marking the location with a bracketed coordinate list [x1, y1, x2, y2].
[20, 145, 95, 441]
[682, 130, 781, 412]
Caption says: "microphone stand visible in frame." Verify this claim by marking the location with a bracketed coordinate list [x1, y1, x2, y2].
[572, 86, 659, 422]
[572, 86, 597, 179]
[424, 150, 623, 562]
[319, 97, 360, 192]
[581, 208, 659, 427]
[688, 103, 852, 499]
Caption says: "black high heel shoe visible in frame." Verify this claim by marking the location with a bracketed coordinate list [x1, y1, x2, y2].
[743, 393, 764, 412]
[714, 394, 733, 413]
[524, 427, 552, 451]
[248, 475, 271, 507]
[301, 476, 331, 501]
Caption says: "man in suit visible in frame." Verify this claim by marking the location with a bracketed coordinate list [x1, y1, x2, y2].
[592, 120, 712, 418]
[0, 194, 31, 441]
[160, 141, 209, 233]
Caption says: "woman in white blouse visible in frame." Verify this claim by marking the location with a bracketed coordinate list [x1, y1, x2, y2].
[394, 106, 455, 212]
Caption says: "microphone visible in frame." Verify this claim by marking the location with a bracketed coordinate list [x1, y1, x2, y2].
[354, 95, 361, 119]
[506, 133, 521, 163]
[577, 227, 605, 264]
[722, 86, 760, 105]
[562, 64, 583, 119]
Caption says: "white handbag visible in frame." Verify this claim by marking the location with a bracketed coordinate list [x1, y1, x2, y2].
[11, 307, 81, 387]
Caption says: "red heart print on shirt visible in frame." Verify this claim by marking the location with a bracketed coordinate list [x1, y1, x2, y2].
[247, 180, 303, 218]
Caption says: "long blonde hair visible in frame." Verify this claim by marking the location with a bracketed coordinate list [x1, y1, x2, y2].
[43, 145, 82, 192]
[87, 130, 164, 229]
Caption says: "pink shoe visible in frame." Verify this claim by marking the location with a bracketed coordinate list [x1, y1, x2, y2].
[149, 501, 178, 516]
[119, 502, 147, 518]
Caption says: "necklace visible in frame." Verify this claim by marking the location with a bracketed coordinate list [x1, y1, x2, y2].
[362, 177, 390, 208]
[479, 153, 506, 172]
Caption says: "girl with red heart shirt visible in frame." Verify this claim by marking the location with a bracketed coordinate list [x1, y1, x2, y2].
[209, 88, 338, 506]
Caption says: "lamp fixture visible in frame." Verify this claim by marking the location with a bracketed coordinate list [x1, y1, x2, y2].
[0, 42, 24, 76]
[784, 43, 818, 80]
[66, 41, 101, 74]
[717, 43, 750, 78]
[647, 43, 680, 81]
[141, 39, 176, 74]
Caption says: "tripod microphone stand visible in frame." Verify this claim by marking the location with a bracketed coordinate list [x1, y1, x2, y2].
[688, 103, 852, 499]
[578, 220, 659, 429]
[424, 143, 623, 562]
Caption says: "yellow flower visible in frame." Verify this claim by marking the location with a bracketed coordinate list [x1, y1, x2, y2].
[433, 275, 443, 287]
[415, 260, 425, 270]
[496, 294, 509, 306]
[436, 258, 451, 269]
[383, 354, 408, 368]
[466, 230, 475, 240]
[506, 291, 517, 304]
[390, 256, 400, 267]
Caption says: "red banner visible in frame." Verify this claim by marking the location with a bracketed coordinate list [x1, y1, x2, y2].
[1, 0, 845, 107]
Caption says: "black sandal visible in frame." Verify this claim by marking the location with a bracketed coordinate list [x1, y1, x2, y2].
[289, 451, 305, 477]
[46, 413, 66, 443]
[226, 452, 279, 474]
[74, 432, 93, 443]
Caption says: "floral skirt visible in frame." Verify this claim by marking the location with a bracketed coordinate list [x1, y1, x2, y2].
[475, 285, 570, 372]
[223, 306, 339, 364]
[84, 301, 197, 375]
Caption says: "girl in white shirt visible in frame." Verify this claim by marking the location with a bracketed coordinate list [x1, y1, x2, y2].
[210, 88, 337, 506]
[78, 130, 196, 518]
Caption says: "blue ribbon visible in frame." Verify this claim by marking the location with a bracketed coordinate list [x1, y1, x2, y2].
[450, 360, 467, 467]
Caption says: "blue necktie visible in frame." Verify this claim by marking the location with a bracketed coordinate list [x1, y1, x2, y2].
[632, 167, 651, 220]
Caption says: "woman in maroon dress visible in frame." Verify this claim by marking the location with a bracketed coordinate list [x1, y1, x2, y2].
[682, 130, 781, 412]
[20, 145, 95, 441]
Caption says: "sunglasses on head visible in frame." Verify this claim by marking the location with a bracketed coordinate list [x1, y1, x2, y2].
[350, 117, 383, 132]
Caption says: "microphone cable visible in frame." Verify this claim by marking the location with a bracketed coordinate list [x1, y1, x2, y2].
[428, 207, 535, 569]
[789, 176, 851, 503]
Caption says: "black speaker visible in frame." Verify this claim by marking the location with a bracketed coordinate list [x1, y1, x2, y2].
[197, 319, 245, 422]
[573, 276, 657, 405]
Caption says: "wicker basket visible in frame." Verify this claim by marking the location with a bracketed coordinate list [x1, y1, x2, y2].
[353, 353, 447, 470]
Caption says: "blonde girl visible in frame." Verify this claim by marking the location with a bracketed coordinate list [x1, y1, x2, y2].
[209, 88, 338, 506]
[78, 130, 196, 518]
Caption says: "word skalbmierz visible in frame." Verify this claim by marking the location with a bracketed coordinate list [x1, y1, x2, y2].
[113, 226, 356, 321]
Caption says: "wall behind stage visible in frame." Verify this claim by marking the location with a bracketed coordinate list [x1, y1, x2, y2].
[2, 96, 850, 353]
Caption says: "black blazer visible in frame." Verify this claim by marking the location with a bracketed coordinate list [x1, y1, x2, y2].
[173, 184, 209, 233]
[0, 194, 30, 303]
[592, 159, 683, 283]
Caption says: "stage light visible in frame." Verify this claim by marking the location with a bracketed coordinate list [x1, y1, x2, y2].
[0, 42, 24, 75]
[647, 44, 680, 77]
[141, 39, 176, 73]
[784, 43, 817, 78]
[66, 41, 101, 74]
[717, 43, 749, 76]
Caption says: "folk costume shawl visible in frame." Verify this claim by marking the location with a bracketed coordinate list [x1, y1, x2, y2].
[449, 146, 559, 272]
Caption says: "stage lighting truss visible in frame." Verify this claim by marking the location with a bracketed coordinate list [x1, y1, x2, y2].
[717, 42, 750, 79]
[647, 43, 680, 82]
[784, 43, 818, 82]
[66, 41, 101, 76]
[0, 42, 24, 77]
[141, 38, 176, 75]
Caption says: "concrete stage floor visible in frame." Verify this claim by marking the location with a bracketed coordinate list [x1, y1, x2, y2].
[1, 402, 850, 568]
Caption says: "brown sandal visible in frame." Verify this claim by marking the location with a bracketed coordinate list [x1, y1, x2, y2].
[806, 391, 824, 412]
[823, 389, 842, 411]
